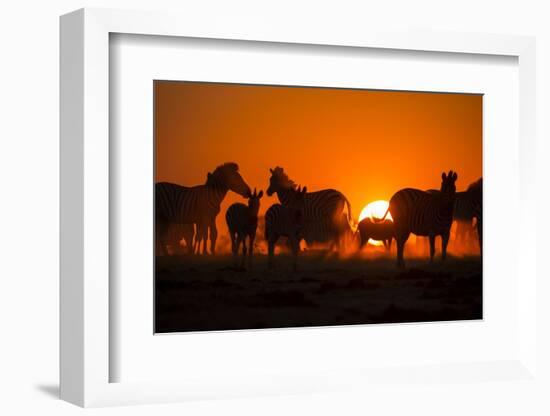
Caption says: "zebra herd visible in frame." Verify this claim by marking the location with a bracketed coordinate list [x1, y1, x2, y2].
[156, 163, 251, 256]
[156, 163, 482, 268]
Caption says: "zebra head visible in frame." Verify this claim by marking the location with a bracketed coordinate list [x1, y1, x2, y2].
[247, 188, 264, 216]
[207, 162, 251, 197]
[267, 167, 296, 196]
[440, 170, 458, 197]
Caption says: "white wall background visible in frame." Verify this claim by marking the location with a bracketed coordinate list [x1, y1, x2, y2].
[0, 1, 548, 415]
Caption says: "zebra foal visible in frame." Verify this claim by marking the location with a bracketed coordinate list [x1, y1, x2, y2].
[378, 171, 458, 267]
[225, 189, 263, 268]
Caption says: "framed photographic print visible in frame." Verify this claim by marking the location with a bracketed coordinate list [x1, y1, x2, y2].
[153, 80, 483, 334]
[60, 8, 538, 408]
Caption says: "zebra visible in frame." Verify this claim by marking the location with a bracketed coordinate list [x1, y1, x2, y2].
[225, 188, 264, 268]
[428, 177, 482, 253]
[155, 162, 251, 256]
[265, 186, 307, 270]
[357, 218, 395, 251]
[266, 167, 353, 252]
[377, 171, 458, 267]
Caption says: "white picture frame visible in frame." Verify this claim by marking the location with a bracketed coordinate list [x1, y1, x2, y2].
[60, 7, 537, 408]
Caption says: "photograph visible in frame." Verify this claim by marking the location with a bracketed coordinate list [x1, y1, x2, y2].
[154, 80, 483, 333]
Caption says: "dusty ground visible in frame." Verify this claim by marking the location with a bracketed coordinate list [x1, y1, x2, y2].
[155, 249, 482, 333]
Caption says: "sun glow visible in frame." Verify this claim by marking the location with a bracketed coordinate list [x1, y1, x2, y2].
[359, 200, 393, 223]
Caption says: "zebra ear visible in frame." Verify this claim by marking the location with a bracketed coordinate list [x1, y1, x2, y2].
[301, 186, 308, 194]
[269, 168, 274, 174]
[452, 172, 458, 181]
[257, 190, 264, 198]
[442, 172, 447, 180]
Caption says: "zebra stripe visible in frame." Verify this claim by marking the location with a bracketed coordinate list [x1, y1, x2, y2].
[155, 181, 225, 256]
[156, 182, 226, 225]
[155, 162, 251, 256]
[275, 187, 349, 221]
[264, 204, 304, 241]
[392, 189, 454, 235]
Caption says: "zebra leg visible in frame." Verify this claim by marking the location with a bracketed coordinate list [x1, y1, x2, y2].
[233, 234, 242, 266]
[194, 222, 205, 255]
[248, 234, 255, 269]
[441, 231, 450, 261]
[229, 231, 238, 263]
[396, 232, 409, 268]
[209, 219, 218, 255]
[240, 235, 247, 268]
[182, 225, 194, 255]
[201, 226, 208, 255]
[194, 233, 202, 255]
[429, 235, 436, 263]
[387, 237, 393, 252]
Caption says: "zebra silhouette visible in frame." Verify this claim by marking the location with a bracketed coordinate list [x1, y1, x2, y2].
[225, 188, 263, 268]
[155, 163, 251, 256]
[266, 167, 352, 251]
[428, 177, 482, 253]
[378, 171, 458, 267]
[265, 186, 307, 270]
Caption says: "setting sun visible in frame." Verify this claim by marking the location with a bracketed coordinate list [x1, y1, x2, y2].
[359, 200, 393, 223]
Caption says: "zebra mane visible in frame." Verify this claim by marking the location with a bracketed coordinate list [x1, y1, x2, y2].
[209, 162, 239, 179]
[214, 162, 239, 174]
[205, 162, 240, 187]
[271, 166, 296, 189]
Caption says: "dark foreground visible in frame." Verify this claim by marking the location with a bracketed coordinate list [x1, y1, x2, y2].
[155, 252, 482, 333]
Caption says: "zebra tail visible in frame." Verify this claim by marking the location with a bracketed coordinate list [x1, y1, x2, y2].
[372, 207, 390, 223]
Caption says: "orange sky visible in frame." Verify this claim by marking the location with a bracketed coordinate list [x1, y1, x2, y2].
[155, 81, 482, 231]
